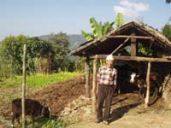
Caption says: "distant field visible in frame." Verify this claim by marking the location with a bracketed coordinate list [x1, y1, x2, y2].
[0, 72, 82, 88]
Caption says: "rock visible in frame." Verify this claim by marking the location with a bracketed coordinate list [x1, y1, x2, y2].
[59, 95, 91, 119]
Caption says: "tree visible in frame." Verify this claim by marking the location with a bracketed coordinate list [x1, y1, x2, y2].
[27, 37, 54, 73]
[116, 13, 124, 28]
[48, 32, 71, 71]
[166, 0, 171, 3]
[1, 35, 27, 75]
[162, 24, 171, 41]
[0, 33, 73, 75]
[0, 35, 55, 75]
[81, 17, 114, 41]
[0, 44, 11, 78]
[82, 13, 125, 41]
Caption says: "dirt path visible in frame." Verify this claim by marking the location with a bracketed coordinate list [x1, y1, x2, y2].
[68, 109, 171, 128]
[65, 94, 171, 128]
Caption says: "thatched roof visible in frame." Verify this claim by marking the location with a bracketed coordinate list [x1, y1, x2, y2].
[71, 21, 171, 56]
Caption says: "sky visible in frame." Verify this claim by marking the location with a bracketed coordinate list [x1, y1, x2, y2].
[0, 0, 171, 40]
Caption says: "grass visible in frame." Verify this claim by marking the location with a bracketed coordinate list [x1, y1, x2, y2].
[0, 72, 82, 88]
[25, 118, 66, 128]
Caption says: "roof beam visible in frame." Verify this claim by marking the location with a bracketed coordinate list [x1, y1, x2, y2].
[90, 55, 171, 63]
[108, 35, 154, 40]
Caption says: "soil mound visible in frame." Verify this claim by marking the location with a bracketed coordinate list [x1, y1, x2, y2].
[31, 77, 85, 116]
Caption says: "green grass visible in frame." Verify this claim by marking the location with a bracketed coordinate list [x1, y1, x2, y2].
[0, 72, 82, 88]
[25, 118, 66, 128]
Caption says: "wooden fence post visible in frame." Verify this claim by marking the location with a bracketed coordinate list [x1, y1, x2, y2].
[22, 44, 26, 128]
[92, 57, 97, 112]
[85, 57, 90, 98]
[145, 62, 151, 107]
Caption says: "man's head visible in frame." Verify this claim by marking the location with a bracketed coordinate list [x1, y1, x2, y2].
[106, 54, 114, 68]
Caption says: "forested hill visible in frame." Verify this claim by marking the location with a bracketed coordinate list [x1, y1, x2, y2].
[39, 34, 86, 50]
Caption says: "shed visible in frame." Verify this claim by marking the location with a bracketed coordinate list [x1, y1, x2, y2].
[71, 21, 171, 108]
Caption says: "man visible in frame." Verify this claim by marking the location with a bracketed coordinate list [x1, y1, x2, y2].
[96, 54, 117, 124]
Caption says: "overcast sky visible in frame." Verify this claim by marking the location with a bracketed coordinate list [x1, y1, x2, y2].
[0, 0, 171, 40]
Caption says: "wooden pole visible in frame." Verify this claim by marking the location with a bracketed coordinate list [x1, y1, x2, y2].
[92, 57, 97, 112]
[108, 35, 153, 40]
[90, 55, 171, 63]
[111, 37, 129, 55]
[22, 44, 26, 128]
[131, 33, 137, 56]
[85, 57, 90, 98]
[145, 62, 151, 107]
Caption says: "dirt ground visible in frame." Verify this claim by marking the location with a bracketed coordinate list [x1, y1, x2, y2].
[30, 77, 85, 116]
[67, 93, 171, 128]
[0, 77, 85, 127]
[0, 76, 171, 128]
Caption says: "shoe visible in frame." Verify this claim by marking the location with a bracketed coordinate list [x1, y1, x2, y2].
[95, 119, 103, 123]
[103, 120, 109, 125]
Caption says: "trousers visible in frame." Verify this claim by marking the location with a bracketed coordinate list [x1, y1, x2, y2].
[96, 84, 114, 121]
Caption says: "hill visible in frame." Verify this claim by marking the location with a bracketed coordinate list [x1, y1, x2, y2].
[39, 34, 86, 50]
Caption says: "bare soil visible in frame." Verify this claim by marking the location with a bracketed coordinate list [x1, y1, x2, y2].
[67, 93, 171, 128]
[30, 77, 85, 116]
[0, 77, 84, 127]
[0, 76, 171, 128]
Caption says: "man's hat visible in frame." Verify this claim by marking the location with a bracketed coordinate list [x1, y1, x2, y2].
[106, 54, 114, 61]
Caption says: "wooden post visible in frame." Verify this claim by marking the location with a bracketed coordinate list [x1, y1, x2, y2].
[92, 57, 97, 112]
[22, 44, 26, 128]
[85, 57, 90, 98]
[131, 33, 137, 56]
[145, 62, 151, 107]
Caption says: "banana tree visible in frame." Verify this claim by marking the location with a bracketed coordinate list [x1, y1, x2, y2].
[82, 17, 114, 41]
[116, 13, 124, 28]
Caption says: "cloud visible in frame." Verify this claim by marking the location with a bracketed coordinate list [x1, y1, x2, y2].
[114, 0, 149, 17]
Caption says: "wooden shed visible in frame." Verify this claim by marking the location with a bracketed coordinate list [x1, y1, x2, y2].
[71, 21, 171, 108]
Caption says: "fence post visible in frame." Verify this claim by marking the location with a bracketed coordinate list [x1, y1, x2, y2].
[145, 62, 151, 107]
[92, 57, 97, 112]
[85, 57, 90, 98]
[22, 44, 26, 128]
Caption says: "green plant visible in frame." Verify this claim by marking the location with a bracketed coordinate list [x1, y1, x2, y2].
[41, 119, 66, 128]
[82, 17, 114, 41]
[0, 72, 81, 88]
[138, 43, 153, 56]
[162, 23, 171, 41]
[116, 13, 124, 28]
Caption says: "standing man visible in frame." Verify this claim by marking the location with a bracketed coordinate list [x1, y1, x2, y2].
[96, 54, 117, 124]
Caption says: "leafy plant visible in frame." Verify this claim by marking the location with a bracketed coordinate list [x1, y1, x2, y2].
[162, 23, 171, 41]
[41, 119, 66, 128]
[116, 13, 124, 28]
[138, 43, 153, 56]
[81, 17, 114, 41]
